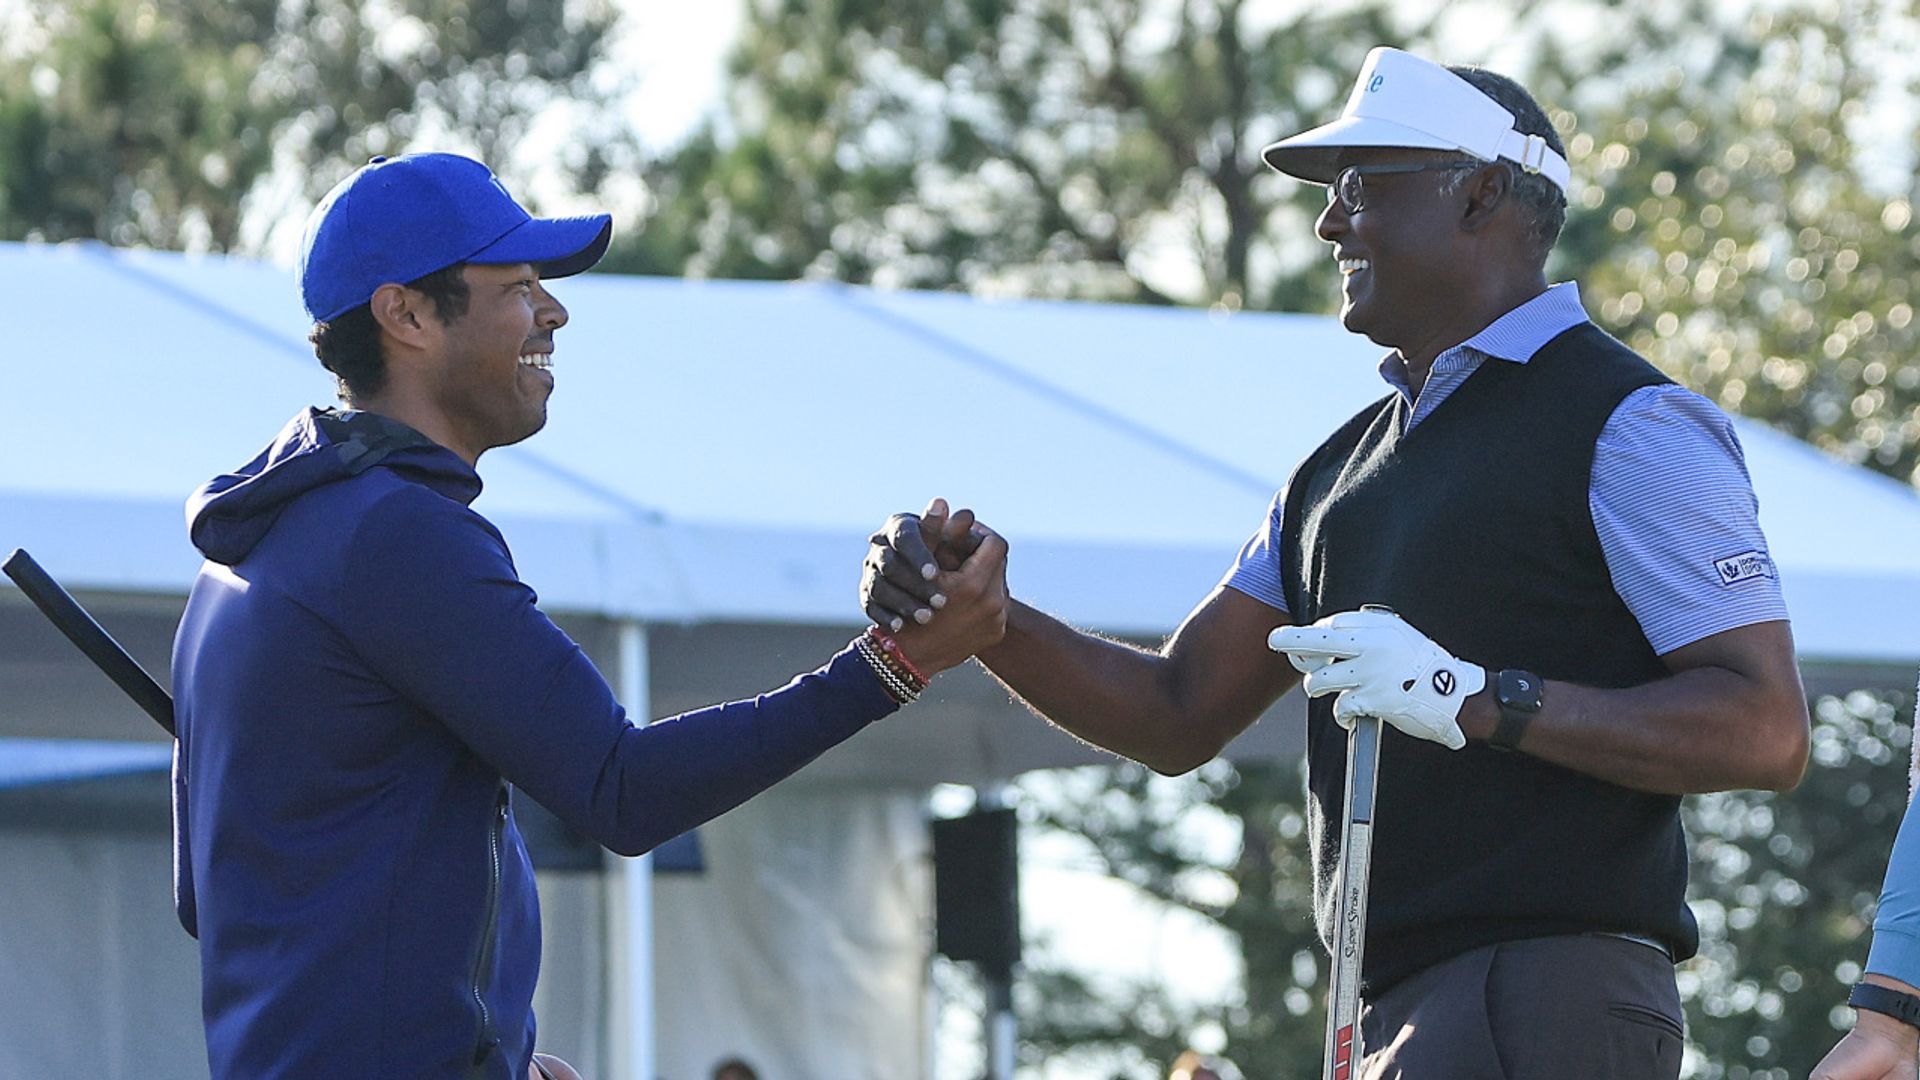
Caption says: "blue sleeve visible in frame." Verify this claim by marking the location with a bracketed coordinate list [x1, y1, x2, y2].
[1220, 487, 1291, 615]
[343, 488, 898, 856]
[1869, 786, 1920, 985]
[1590, 384, 1790, 655]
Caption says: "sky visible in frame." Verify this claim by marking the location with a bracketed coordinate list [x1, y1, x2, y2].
[599, 0, 1554, 152]
[614, 0, 746, 152]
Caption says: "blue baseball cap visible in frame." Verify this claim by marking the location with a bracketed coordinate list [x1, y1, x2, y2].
[298, 152, 614, 322]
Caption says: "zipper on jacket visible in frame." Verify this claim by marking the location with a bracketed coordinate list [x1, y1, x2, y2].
[470, 784, 509, 1066]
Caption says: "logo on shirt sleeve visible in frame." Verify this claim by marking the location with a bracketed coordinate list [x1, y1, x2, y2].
[1713, 550, 1776, 586]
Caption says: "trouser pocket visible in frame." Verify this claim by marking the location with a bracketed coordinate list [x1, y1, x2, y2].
[1604, 1000, 1684, 1077]
[1607, 1001, 1684, 1040]
[1480, 936, 1684, 1080]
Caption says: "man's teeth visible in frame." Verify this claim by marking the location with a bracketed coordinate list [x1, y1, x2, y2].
[1339, 258, 1371, 274]
[518, 353, 552, 370]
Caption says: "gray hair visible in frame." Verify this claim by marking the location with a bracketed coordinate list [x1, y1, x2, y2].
[1438, 65, 1568, 257]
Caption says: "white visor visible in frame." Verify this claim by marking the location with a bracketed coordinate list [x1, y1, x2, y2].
[1260, 47, 1571, 194]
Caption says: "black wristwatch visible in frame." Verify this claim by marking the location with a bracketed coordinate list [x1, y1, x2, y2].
[1488, 668, 1544, 751]
[1849, 981, 1920, 1030]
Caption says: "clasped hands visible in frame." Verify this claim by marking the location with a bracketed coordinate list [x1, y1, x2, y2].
[1268, 608, 1483, 750]
[860, 502, 1484, 747]
[860, 499, 1009, 678]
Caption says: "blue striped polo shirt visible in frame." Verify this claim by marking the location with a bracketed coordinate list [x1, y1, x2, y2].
[1224, 283, 1789, 655]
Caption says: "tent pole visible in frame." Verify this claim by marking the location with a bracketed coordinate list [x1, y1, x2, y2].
[613, 620, 655, 1080]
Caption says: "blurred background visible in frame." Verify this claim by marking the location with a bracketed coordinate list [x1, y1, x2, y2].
[6, 0, 1920, 1077]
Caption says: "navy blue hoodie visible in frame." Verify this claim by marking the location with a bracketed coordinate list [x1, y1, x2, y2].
[172, 408, 897, 1079]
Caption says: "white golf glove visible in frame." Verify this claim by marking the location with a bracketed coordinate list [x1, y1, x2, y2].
[1267, 608, 1484, 750]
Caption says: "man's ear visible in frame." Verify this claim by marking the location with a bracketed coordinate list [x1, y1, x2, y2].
[1459, 163, 1512, 232]
[369, 282, 434, 349]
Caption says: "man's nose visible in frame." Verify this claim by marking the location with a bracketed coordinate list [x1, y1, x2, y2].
[1315, 195, 1349, 243]
[535, 283, 568, 329]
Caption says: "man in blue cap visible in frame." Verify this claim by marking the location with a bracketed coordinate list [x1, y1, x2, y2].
[864, 49, 1813, 1077]
[170, 153, 1011, 1079]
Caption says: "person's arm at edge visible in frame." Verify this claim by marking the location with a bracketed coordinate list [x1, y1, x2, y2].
[1813, 786, 1920, 1078]
[1864, 777, 1920, 1000]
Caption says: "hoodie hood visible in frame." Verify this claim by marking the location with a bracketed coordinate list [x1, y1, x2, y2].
[186, 408, 481, 565]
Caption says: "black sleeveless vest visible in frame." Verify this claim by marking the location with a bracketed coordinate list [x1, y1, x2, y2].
[1280, 322, 1696, 994]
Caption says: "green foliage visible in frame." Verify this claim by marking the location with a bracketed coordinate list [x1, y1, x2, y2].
[618, 0, 1404, 305]
[1543, 2, 1920, 481]
[0, 0, 630, 251]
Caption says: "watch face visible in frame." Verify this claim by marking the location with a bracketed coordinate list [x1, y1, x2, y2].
[1498, 669, 1544, 712]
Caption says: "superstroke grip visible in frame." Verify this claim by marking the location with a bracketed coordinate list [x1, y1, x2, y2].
[1321, 715, 1382, 1079]
[3, 548, 176, 736]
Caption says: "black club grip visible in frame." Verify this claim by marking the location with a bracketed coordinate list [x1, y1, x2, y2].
[3, 548, 176, 737]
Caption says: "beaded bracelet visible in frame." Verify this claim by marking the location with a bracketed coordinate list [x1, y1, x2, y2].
[866, 626, 930, 689]
[855, 633, 920, 705]
[868, 644, 919, 704]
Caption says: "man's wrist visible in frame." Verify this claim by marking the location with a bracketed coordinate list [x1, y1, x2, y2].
[1853, 1002, 1920, 1049]
[1851, 976, 1920, 1064]
[973, 597, 1031, 668]
[1457, 687, 1500, 741]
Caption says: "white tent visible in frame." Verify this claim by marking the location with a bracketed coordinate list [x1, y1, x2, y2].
[5, 240, 1920, 1079]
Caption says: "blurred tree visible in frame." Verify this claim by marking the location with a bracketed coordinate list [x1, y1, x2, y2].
[1542, 1, 1920, 483]
[0, 0, 633, 252]
[609, 0, 1403, 307]
[1009, 761, 1324, 1077]
[1675, 688, 1912, 1080]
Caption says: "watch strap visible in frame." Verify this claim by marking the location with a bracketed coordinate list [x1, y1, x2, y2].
[1850, 981, 1920, 1030]
[1489, 706, 1531, 750]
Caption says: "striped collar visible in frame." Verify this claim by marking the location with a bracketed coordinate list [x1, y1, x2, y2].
[1378, 282, 1590, 394]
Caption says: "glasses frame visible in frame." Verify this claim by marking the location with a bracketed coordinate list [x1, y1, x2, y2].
[1326, 161, 1485, 214]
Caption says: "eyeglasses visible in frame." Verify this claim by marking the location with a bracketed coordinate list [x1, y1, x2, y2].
[1326, 161, 1482, 214]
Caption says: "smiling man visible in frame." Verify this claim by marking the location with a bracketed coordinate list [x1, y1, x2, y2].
[170, 153, 1009, 1079]
[862, 48, 1811, 1077]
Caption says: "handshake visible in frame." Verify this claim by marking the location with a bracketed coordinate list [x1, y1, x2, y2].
[857, 499, 1011, 682]
[858, 500, 1489, 753]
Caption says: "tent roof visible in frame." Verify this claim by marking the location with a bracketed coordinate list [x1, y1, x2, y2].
[0, 737, 172, 792]
[8, 240, 1920, 664]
